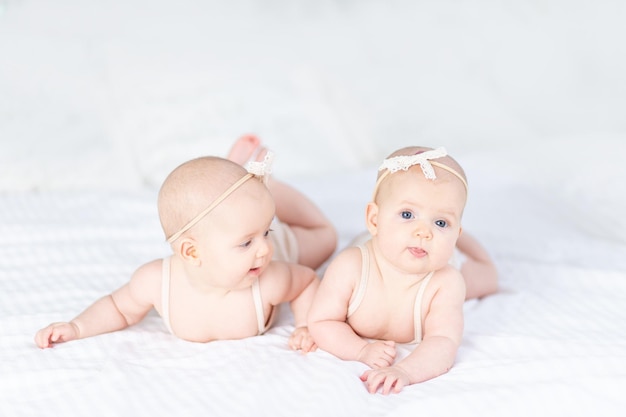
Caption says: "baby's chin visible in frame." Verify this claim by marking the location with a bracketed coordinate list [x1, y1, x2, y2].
[234, 265, 267, 288]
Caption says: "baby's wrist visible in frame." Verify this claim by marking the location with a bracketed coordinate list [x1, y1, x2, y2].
[355, 341, 369, 361]
[393, 364, 412, 382]
[69, 321, 81, 339]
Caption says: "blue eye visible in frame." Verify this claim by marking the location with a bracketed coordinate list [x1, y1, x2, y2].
[435, 220, 447, 228]
[401, 211, 414, 220]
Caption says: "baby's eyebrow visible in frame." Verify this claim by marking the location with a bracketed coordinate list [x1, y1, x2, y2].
[438, 207, 462, 219]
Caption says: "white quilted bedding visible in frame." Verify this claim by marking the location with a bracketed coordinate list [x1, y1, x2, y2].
[1, 160, 626, 416]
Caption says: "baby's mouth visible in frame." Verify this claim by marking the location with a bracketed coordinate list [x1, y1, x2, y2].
[408, 247, 427, 258]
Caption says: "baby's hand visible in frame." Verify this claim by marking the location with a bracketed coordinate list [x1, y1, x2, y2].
[288, 326, 317, 353]
[34, 322, 80, 348]
[360, 366, 411, 395]
[357, 340, 396, 368]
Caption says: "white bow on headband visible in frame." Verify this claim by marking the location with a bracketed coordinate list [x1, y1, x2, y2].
[245, 151, 274, 177]
[378, 147, 448, 180]
[372, 147, 468, 201]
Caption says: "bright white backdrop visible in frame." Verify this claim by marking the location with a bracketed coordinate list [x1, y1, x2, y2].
[1, 0, 624, 189]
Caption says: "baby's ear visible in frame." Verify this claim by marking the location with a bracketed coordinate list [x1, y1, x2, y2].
[365, 202, 379, 236]
[179, 239, 201, 266]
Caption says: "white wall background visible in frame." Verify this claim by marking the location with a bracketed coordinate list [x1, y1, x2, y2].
[1, 0, 625, 191]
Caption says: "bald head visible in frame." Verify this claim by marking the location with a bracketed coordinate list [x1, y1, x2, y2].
[157, 156, 249, 240]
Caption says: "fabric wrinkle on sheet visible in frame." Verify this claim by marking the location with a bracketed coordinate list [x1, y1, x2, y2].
[160, 218, 296, 337]
[347, 244, 434, 344]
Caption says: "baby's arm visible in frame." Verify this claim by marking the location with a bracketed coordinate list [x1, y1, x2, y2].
[264, 261, 320, 352]
[34, 260, 160, 348]
[360, 267, 466, 394]
[308, 248, 396, 366]
[283, 263, 319, 329]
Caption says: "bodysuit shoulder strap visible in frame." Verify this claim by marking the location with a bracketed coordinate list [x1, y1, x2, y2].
[161, 257, 174, 335]
[251, 277, 267, 334]
[412, 271, 435, 344]
[347, 244, 370, 318]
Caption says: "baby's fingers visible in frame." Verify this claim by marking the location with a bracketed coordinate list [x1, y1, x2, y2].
[361, 370, 385, 394]
[34, 325, 59, 348]
[381, 375, 400, 395]
[371, 356, 393, 369]
[382, 341, 397, 359]
[288, 331, 307, 351]
[34, 329, 51, 348]
[299, 338, 317, 353]
[360, 369, 407, 395]
[289, 327, 317, 352]
[392, 378, 408, 394]
[288, 334, 302, 350]
[35, 323, 76, 348]
[50, 327, 66, 343]
[290, 336, 317, 353]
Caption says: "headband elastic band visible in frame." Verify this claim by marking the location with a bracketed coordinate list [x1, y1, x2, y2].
[166, 151, 274, 244]
[166, 173, 254, 244]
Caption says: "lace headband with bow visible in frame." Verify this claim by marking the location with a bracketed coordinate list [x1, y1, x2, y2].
[372, 147, 468, 201]
[166, 152, 274, 244]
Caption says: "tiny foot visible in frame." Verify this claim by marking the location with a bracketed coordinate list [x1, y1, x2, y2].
[227, 134, 262, 165]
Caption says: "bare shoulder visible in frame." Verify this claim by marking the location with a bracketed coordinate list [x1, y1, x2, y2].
[322, 246, 363, 282]
[259, 260, 316, 304]
[130, 258, 163, 283]
[127, 258, 164, 304]
[308, 246, 365, 322]
[259, 260, 291, 284]
[429, 265, 466, 301]
[257, 260, 297, 290]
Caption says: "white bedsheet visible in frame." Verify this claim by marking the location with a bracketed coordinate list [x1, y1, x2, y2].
[1, 160, 626, 416]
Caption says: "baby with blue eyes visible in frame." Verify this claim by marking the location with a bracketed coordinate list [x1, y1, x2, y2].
[308, 146, 498, 395]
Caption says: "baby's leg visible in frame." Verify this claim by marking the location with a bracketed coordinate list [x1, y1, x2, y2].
[268, 178, 337, 270]
[227, 134, 261, 165]
[456, 232, 498, 300]
[227, 134, 337, 270]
